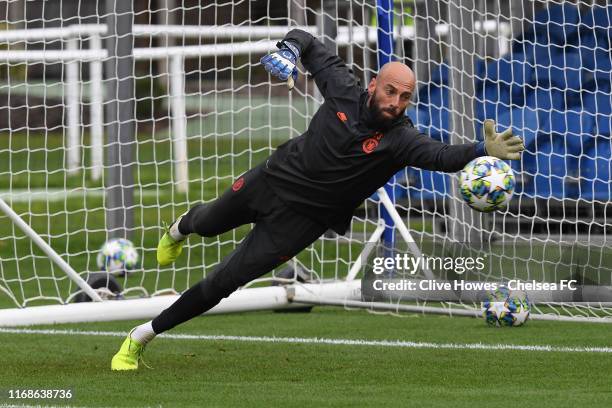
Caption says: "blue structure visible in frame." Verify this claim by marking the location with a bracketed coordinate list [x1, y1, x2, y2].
[405, 3, 612, 202]
[376, 0, 397, 248]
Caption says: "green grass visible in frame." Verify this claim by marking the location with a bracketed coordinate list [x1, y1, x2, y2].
[0, 94, 325, 309]
[0, 124, 609, 309]
[1, 308, 612, 407]
[1, 90, 612, 406]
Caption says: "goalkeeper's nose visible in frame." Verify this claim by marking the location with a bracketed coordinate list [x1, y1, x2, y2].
[385, 104, 398, 116]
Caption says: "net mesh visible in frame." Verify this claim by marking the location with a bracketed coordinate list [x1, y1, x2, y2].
[0, 1, 610, 321]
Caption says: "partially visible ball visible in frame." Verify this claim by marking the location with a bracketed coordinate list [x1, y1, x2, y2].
[96, 238, 140, 276]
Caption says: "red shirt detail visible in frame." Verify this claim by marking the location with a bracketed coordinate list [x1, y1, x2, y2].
[362, 138, 379, 154]
[232, 177, 245, 191]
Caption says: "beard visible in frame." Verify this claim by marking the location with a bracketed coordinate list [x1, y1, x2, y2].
[367, 92, 405, 130]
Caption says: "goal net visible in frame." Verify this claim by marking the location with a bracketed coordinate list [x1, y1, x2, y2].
[0, 0, 611, 325]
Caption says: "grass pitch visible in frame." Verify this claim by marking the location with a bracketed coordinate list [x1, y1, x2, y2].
[1, 308, 612, 408]
[1, 92, 611, 407]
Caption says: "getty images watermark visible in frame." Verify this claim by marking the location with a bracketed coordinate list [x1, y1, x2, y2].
[372, 253, 486, 275]
[364, 252, 582, 302]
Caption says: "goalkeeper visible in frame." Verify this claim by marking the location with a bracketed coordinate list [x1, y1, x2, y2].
[111, 29, 524, 370]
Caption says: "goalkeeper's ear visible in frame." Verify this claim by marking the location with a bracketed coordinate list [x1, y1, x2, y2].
[367, 77, 377, 95]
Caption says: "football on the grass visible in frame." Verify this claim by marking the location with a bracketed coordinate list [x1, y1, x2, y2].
[459, 156, 515, 212]
[482, 286, 530, 327]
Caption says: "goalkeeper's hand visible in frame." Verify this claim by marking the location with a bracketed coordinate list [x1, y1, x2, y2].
[260, 41, 299, 90]
[483, 119, 525, 160]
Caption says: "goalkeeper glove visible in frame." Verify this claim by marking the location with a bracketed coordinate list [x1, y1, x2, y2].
[260, 40, 300, 90]
[483, 119, 525, 160]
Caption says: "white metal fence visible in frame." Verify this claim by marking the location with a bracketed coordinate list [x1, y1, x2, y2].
[0, 22, 510, 192]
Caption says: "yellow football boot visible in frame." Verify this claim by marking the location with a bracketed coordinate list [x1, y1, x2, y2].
[111, 333, 147, 371]
[157, 219, 186, 266]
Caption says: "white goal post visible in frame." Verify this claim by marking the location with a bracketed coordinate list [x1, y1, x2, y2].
[0, 188, 408, 326]
[0, 0, 611, 326]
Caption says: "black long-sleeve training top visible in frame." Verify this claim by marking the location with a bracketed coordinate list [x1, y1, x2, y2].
[263, 29, 482, 234]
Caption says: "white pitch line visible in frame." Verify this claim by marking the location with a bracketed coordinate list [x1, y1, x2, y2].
[1, 327, 611, 354]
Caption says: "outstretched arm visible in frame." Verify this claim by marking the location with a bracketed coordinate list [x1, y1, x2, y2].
[395, 132, 481, 172]
[395, 120, 525, 172]
[261, 29, 360, 98]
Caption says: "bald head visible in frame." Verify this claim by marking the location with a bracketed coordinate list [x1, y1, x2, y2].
[377, 61, 416, 90]
[366, 61, 415, 128]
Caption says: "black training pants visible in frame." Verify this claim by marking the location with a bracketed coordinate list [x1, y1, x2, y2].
[152, 163, 327, 334]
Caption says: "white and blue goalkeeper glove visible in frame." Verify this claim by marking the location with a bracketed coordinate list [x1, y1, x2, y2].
[260, 41, 300, 90]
